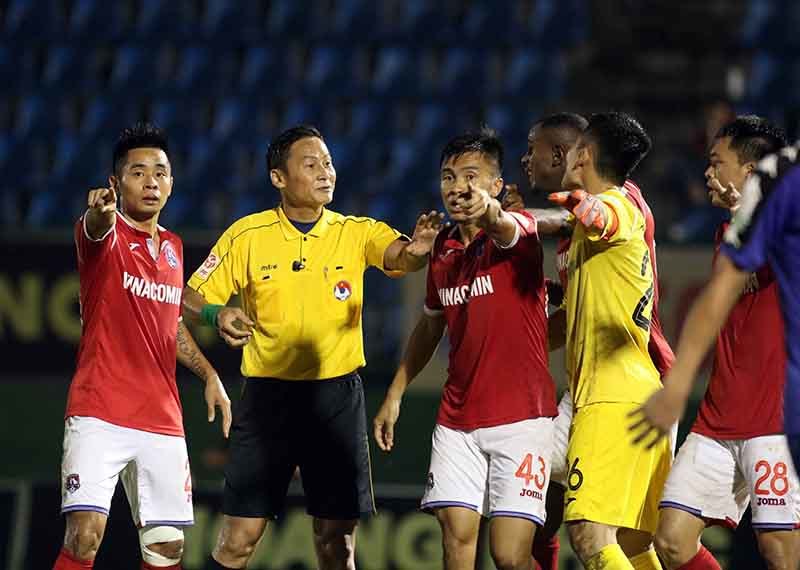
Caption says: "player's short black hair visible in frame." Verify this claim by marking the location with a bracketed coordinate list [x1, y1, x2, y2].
[440, 126, 504, 174]
[534, 112, 588, 134]
[267, 124, 324, 172]
[715, 115, 788, 164]
[112, 122, 169, 173]
[581, 112, 652, 185]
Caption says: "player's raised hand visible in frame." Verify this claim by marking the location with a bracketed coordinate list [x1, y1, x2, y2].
[549, 190, 607, 232]
[373, 395, 402, 452]
[501, 183, 526, 211]
[450, 181, 498, 225]
[406, 210, 446, 257]
[204, 374, 232, 438]
[708, 177, 741, 211]
[627, 386, 687, 448]
[87, 187, 117, 213]
[217, 307, 255, 348]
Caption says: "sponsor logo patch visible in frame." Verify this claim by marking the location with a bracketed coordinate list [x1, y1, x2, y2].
[196, 252, 220, 279]
[65, 473, 80, 494]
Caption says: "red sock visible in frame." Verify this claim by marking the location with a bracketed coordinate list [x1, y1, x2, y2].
[532, 533, 560, 570]
[141, 562, 182, 570]
[678, 546, 722, 570]
[53, 547, 94, 569]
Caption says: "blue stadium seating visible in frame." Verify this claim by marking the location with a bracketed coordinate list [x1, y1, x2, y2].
[3, 0, 592, 229]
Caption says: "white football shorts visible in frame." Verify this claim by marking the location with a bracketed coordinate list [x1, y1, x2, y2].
[61, 416, 194, 527]
[660, 432, 800, 530]
[421, 417, 554, 525]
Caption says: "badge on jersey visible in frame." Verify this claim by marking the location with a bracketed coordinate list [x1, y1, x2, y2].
[164, 242, 179, 269]
[65, 473, 80, 494]
[333, 280, 352, 301]
[196, 252, 220, 279]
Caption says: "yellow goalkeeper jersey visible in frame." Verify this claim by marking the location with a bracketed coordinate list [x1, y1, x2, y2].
[564, 186, 662, 408]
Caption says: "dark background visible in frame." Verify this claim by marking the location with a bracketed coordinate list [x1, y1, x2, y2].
[3, 0, 798, 567]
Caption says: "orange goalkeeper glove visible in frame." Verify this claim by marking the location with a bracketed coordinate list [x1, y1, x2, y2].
[548, 190, 614, 234]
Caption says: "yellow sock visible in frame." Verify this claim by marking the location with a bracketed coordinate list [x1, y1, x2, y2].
[629, 548, 662, 570]
[586, 544, 635, 570]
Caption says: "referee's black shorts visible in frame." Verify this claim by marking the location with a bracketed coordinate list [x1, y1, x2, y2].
[222, 372, 375, 520]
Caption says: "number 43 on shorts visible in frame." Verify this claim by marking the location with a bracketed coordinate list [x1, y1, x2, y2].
[515, 453, 547, 490]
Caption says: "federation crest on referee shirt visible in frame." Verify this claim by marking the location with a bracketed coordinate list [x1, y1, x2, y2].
[333, 280, 352, 301]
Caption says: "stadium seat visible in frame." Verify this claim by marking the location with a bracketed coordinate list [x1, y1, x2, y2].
[41, 45, 82, 88]
[175, 46, 213, 90]
[15, 94, 51, 137]
[307, 46, 348, 94]
[110, 44, 147, 91]
[240, 46, 281, 91]
[212, 98, 245, 140]
[372, 47, 413, 94]
[4, 0, 42, 37]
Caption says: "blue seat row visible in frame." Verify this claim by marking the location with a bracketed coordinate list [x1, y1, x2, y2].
[4, 0, 587, 44]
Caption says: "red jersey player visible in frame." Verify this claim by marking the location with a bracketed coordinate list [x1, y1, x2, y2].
[53, 123, 232, 570]
[505, 112, 675, 569]
[374, 128, 557, 570]
[654, 117, 798, 570]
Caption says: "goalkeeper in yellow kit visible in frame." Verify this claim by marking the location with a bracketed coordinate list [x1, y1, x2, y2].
[550, 112, 671, 570]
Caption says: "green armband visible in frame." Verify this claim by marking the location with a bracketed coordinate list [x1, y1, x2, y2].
[200, 304, 223, 327]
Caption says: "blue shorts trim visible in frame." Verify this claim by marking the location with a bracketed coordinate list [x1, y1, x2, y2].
[421, 501, 478, 512]
[659, 500, 702, 517]
[62, 505, 110, 516]
[752, 522, 798, 531]
[489, 510, 544, 526]
[143, 519, 195, 527]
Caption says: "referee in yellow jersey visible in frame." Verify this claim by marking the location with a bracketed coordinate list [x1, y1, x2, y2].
[183, 125, 443, 570]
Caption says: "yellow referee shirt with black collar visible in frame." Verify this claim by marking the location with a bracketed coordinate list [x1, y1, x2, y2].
[188, 206, 404, 380]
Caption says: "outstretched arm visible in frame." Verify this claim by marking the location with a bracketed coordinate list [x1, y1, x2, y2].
[500, 184, 572, 237]
[527, 208, 572, 237]
[175, 321, 232, 438]
[374, 312, 447, 452]
[182, 286, 255, 348]
[383, 211, 446, 272]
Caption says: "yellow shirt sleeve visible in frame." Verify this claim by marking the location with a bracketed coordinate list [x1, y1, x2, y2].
[364, 220, 405, 275]
[186, 225, 246, 304]
[589, 189, 641, 244]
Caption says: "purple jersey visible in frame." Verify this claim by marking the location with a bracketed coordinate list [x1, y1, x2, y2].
[721, 147, 800, 435]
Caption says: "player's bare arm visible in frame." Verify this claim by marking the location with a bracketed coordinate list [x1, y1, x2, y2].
[176, 321, 232, 438]
[529, 208, 572, 237]
[502, 183, 573, 237]
[374, 312, 446, 452]
[182, 286, 254, 348]
[85, 186, 117, 239]
[629, 254, 748, 447]
[548, 309, 567, 351]
[383, 210, 446, 272]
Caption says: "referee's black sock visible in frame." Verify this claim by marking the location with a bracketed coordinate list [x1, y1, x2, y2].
[204, 556, 236, 570]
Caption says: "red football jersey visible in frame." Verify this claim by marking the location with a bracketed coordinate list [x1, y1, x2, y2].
[555, 180, 674, 377]
[692, 223, 785, 439]
[424, 211, 557, 430]
[67, 213, 185, 436]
